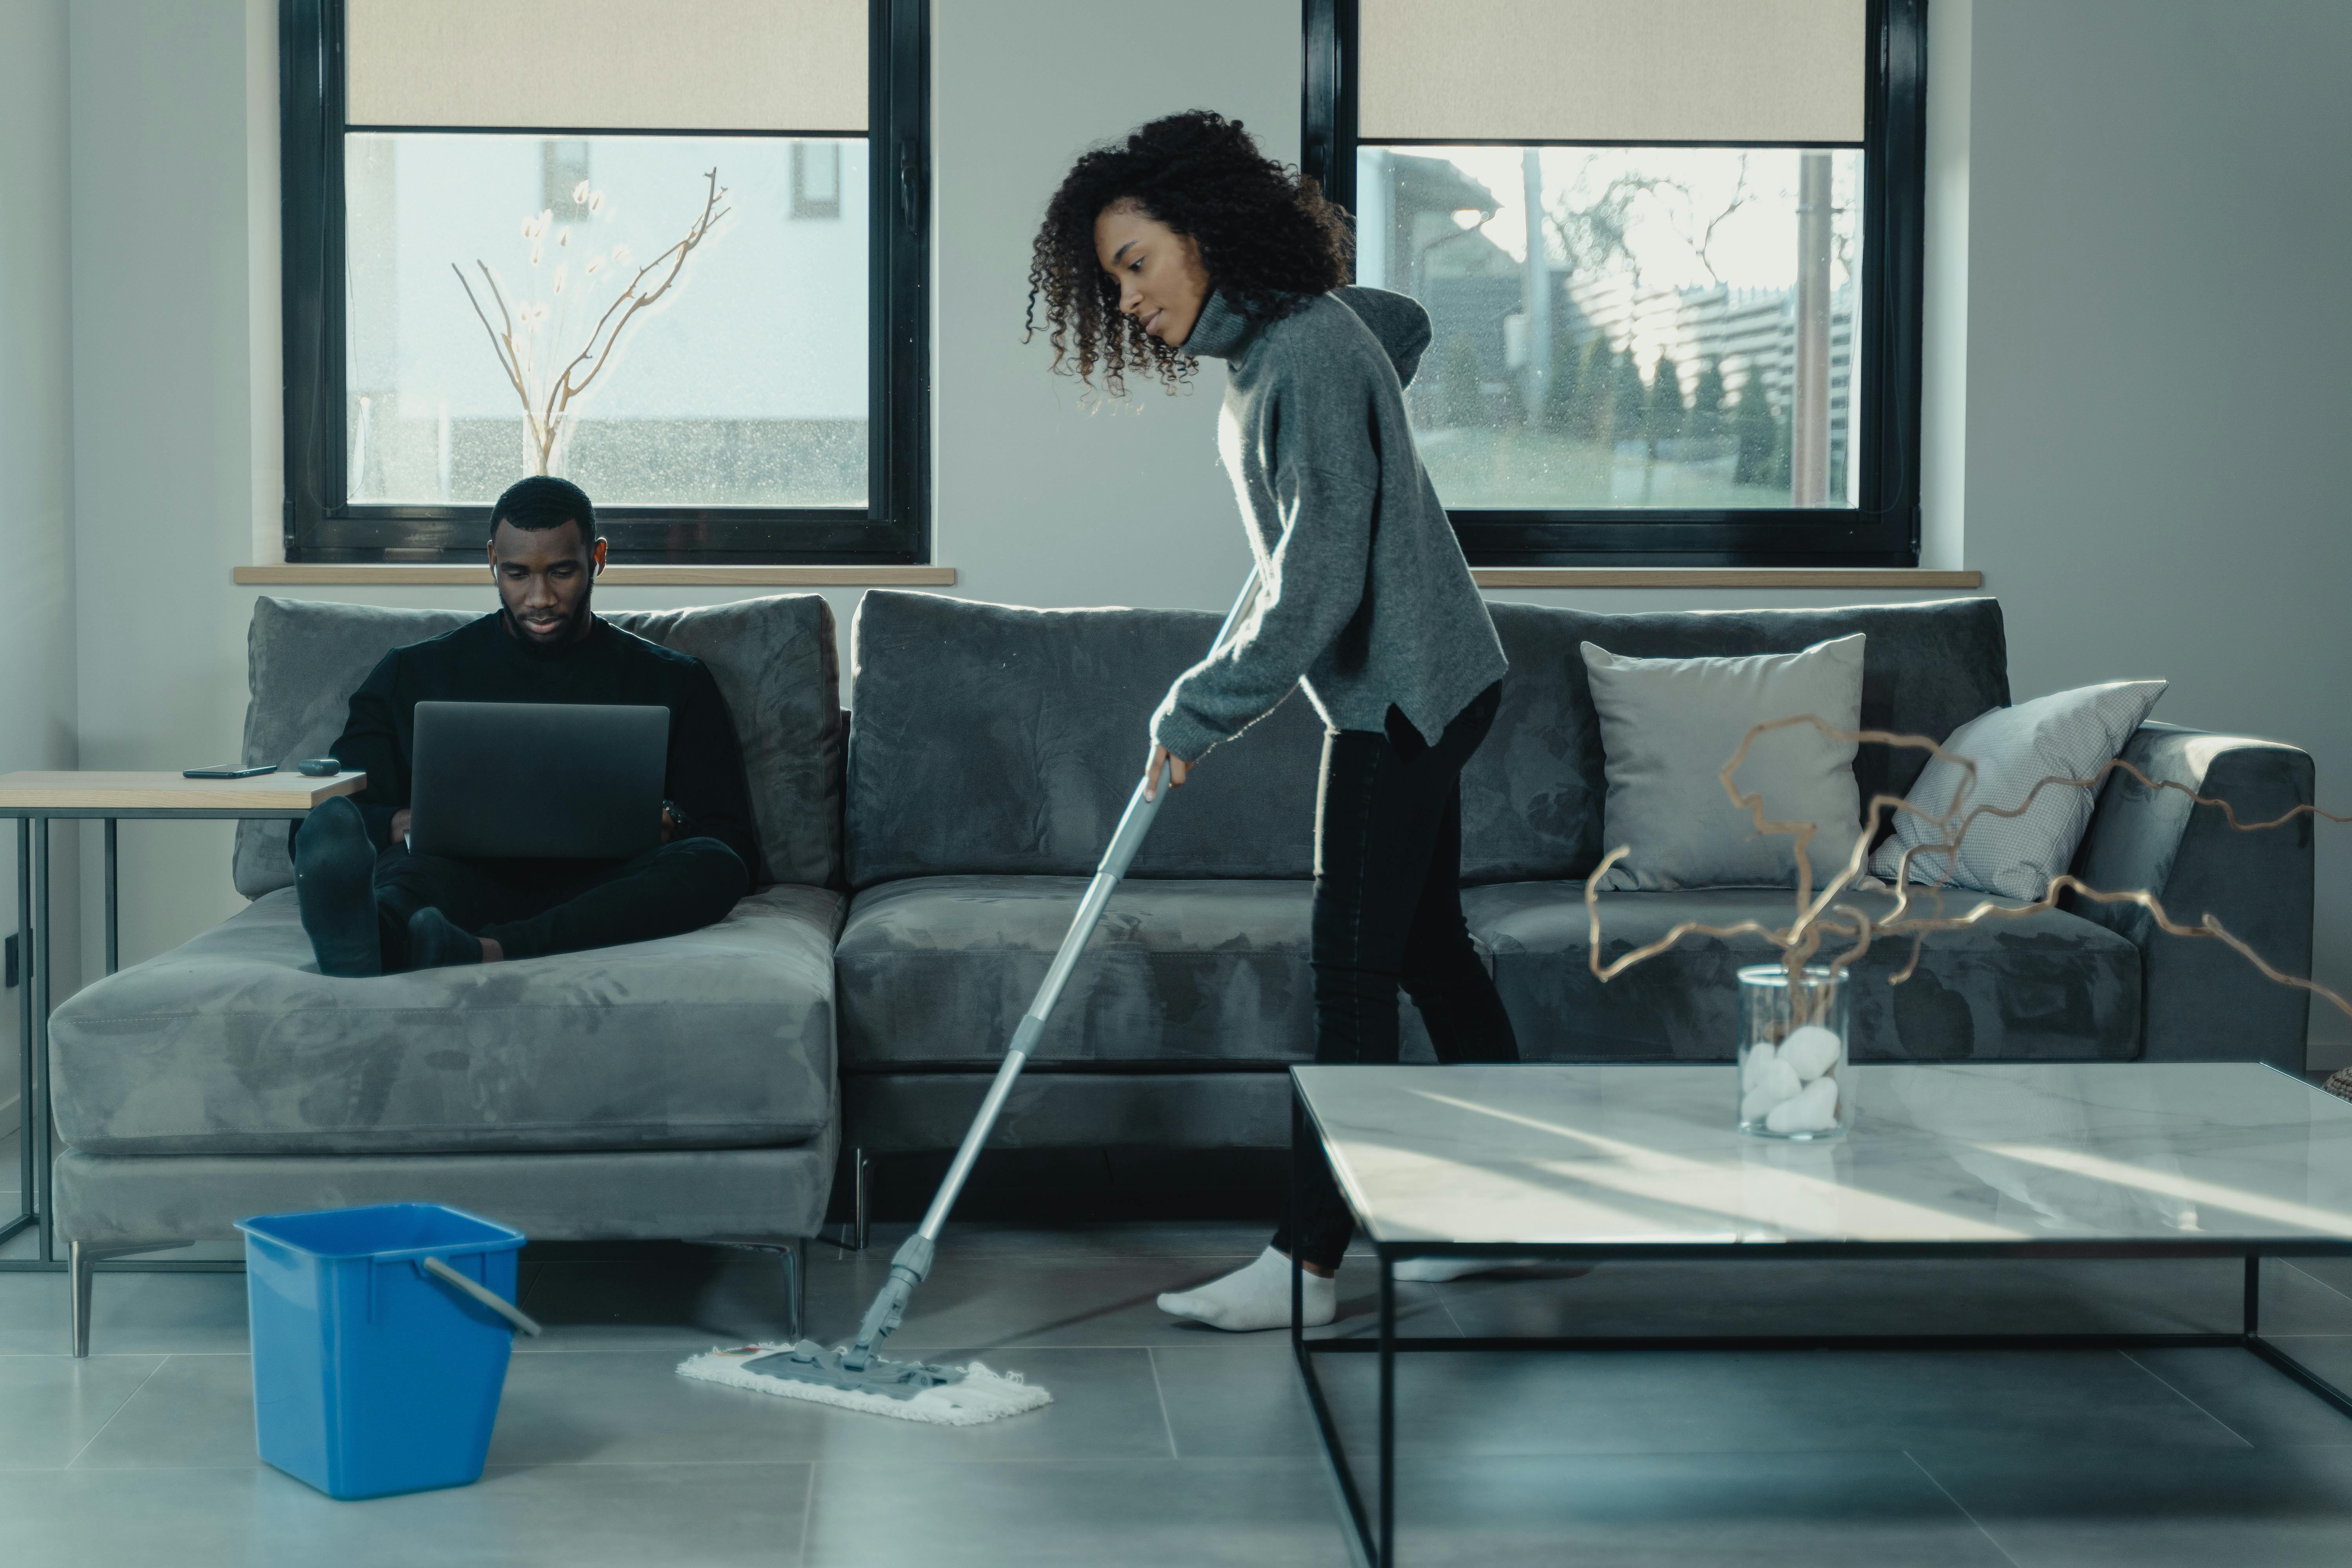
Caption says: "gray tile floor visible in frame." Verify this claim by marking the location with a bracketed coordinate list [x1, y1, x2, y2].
[3, 1220, 2352, 1565]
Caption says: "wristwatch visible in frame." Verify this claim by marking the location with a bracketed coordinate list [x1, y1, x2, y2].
[662, 799, 690, 837]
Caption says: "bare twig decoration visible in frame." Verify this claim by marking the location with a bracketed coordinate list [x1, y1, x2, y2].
[453, 168, 731, 476]
[1585, 715, 2352, 1023]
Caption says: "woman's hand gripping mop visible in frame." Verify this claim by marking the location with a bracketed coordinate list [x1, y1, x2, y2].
[678, 570, 1263, 1426]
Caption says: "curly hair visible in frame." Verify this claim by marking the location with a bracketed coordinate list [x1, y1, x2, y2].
[1025, 110, 1354, 398]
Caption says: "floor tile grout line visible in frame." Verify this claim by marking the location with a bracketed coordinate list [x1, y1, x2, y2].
[2118, 1349, 2257, 1450]
[1146, 1346, 1182, 1460]
[797, 1459, 816, 1565]
[2284, 1259, 2352, 1309]
[60, 1352, 171, 1471]
[1902, 1448, 2025, 1568]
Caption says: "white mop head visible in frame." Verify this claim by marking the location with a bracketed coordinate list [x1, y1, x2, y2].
[676, 1343, 1052, 1426]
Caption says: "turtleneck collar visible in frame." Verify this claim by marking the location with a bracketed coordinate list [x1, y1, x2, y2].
[1179, 288, 1259, 361]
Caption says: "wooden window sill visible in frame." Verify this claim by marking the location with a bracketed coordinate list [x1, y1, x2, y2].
[1469, 568, 1981, 589]
[234, 565, 958, 587]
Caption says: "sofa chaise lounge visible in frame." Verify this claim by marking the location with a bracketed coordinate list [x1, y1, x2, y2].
[47, 595, 849, 1351]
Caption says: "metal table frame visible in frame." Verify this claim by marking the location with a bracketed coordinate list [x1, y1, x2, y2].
[1286, 1074, 2352, 1568]
[5, 804, 318, 1274]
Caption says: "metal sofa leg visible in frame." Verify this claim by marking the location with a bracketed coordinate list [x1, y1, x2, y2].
[853, 1146, 869, 1252]
[781, 1236, 806, 1343]
[70, 1240, 91, 1359]
[68, 1240, 193, 1357]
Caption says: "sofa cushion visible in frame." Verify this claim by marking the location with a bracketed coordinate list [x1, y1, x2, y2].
[834, 873, 2134, 1072]
[836, 876, 1323, 1069]
[1462, 598, 2011, 884]
[234, 594, 844, 895]
[846, 592, 1326, 888]
[1473, 882, 2141, 1063]
[49, 884, 843, 1157]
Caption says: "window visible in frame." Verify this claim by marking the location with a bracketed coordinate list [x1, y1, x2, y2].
[1304, 0, 1925, 566]
[282, 0, 930, 563]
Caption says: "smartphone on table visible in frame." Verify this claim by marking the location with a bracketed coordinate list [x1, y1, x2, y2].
[182, 764, 277, 779]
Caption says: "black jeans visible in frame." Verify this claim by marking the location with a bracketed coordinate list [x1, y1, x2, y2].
[370, 836, 749, 969]
[1272, 681, 1518, 1270]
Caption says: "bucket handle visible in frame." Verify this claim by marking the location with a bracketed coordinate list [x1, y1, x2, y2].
[421, 1256, 543, 1337]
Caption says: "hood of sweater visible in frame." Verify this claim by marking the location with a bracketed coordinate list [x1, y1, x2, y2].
[1181, 287, 1432, 388]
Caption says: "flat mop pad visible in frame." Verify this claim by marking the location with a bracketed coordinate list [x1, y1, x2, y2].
[677, 1340, 1051, 1426]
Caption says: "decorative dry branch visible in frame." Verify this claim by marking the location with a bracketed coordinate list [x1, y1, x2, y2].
[452, 168, 732, 476]
[1585, 714, 2352, 1024]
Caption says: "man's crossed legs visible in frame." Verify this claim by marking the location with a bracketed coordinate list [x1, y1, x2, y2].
[294, 795, 749, 976]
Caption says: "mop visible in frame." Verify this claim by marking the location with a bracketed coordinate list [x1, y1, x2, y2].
[680, 569, 1264, 1426]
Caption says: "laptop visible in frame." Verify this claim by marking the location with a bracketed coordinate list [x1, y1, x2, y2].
[407, 701, 670, 859]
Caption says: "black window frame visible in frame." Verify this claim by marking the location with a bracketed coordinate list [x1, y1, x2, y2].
[279, 0, 930, 564]
[1303, 0, 1927, 568]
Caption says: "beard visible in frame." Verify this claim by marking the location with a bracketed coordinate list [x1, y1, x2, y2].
[502, 579, 595, 658]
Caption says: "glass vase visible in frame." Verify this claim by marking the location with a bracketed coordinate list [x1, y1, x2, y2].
[1736, 965, 1851, 1139]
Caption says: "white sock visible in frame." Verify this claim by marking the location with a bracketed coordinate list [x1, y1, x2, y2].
[1390, 1256, 1544, 1284]
[1157, 1246, 1335, 1332]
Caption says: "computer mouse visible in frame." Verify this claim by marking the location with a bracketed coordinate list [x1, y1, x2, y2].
[295, 758, 342, 777]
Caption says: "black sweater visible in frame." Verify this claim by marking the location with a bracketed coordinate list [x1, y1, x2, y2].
[329, 612, 761, 871]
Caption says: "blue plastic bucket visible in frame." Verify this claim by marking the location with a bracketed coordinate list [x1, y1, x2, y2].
[237, 1203, 528, 1500]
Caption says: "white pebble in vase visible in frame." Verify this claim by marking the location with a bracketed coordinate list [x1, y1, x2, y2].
[1765, 1075, 1840, 1135]
[1740, 1059, 1804, 1124]
[1778, 1025, 1843, 1082]
[1739, 1040, 1779, 1092]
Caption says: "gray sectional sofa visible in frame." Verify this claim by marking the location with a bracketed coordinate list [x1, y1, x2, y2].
[43, 589, 2315, 1349]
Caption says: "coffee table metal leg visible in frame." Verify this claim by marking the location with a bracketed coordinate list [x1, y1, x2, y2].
[2245, 1247, 2352, 1421]
[1292, 1094, 1306, 1343]
[13, 819, 29, 1236]
[1294, 1079, 1383, 1563]
[103, 818, 117, 975]
[31, 816, 50, 1262]
[1379, 1251, 1397, 1566]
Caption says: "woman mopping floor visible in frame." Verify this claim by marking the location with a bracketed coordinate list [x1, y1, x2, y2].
[1027, 111, 1535, 1330]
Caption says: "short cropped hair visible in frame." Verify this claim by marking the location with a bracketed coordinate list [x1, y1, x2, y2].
[489, 475, 597, 544]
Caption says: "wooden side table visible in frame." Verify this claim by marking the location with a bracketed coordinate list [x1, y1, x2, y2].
[1, 770, 365, 1266]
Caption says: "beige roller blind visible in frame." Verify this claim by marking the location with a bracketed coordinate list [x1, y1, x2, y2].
[1359, 0, 1866, 145]
[346, 0, 866, 133]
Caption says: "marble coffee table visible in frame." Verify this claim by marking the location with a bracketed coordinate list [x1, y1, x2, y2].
[1288, 1061, 2352, 1567]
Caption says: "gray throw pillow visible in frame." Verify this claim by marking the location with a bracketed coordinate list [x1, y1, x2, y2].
[1583, 634, 1867, 892]
[1870, 680, 2167, 900]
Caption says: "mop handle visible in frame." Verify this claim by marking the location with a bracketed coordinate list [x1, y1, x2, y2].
[909, 567, 1264, 1246]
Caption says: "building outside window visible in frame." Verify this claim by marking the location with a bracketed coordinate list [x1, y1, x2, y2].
[1306, 0, 1925, 566]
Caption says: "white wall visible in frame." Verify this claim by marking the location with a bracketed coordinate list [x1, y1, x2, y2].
[927, 0, 1287, 617]
[67, 0, 268, 982]
[20, 0, 2352, 1059]
[0, 0, 79, 1132]
[1963, 0, 2352, 1054]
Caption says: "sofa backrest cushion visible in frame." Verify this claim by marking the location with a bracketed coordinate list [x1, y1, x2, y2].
[845, 592, 2008, 890]
[234, 594, 843, 896]
[1461, 598, 2010, 883]
[846, 592, 1325, 887]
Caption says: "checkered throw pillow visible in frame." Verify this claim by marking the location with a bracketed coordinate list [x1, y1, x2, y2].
[1870, 681, 2168, 900]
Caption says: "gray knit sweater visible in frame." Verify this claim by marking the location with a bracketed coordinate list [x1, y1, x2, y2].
[1150, 287, 1507, 763]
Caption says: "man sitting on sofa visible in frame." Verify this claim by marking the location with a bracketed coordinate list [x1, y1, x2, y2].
[292, 475, 760, 976]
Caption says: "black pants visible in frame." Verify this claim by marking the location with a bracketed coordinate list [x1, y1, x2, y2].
[1272, 681, 1518, 1270]
[371, 836, 749, 969]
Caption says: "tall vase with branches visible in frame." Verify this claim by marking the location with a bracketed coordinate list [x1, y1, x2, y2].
[454, 167, 732, 478]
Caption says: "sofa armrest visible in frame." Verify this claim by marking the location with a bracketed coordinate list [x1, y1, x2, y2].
[2069, 722, 2315, 1070]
